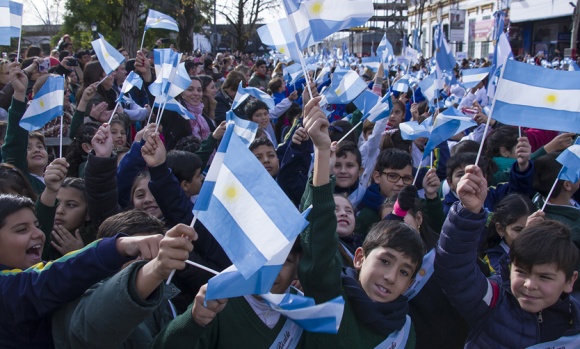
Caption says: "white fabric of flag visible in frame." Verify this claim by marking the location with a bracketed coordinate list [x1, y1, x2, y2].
[19, 76, 64, 131]
[153, 97, 194, 120]
[491, 59, 580, 133]
[145, 9, 179, 32]
[422, 108, 476, 159]
[461, 67, 491, 90]
[0, 0, 21, 44]
[363, 92, 393, 123]
[257, 18, 303, 61]
[116, 71, 143, 103]
[226, 110, 258, 146]
[323, 69, 367, 105]
[91, 37, 126, 75]
[194, 128, 309, 278]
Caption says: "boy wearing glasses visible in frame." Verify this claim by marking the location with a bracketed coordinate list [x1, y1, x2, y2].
[356, 148, 441, 238]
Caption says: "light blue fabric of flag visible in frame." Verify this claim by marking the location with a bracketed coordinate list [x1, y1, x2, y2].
[194, 129, 309, 278]
[117, 71, 143, 103]
[226, 110, 258, 146]
[353, 90, 379, 116]
[232, 82, 276, 111]
[324, 69, 367, 104]
[257, 18, 303, 61]
[363, 92, 393, 123]
[145, 9, 179, 32]
[461, 67, 491, 89]
[153, 97, 195, 120]
[19, 75, 64, 131]
[491, 59, 580, 133]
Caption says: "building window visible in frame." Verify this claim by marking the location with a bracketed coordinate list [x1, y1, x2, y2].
[481, 42, 489, 58]
[468, 19, 476, 57]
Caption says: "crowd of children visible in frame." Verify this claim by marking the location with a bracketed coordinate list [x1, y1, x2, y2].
[1, 33, 580, 349]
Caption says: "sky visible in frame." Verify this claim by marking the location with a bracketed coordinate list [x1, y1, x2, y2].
[22, 0, 283, 26]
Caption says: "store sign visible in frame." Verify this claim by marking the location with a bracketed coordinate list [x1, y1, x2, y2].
[474, 19, 494, 42]
[450, 10, 466, 42]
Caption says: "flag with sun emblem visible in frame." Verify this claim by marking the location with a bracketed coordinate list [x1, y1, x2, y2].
[194, 127, 309, 279]
[283, 0, 374, 48]
[19, 75, 64, 131]
[91, 37, 126, 75]
[144, 9, 179, 32]
[491, 59, 580, 133]
[257, 18, 303, 62]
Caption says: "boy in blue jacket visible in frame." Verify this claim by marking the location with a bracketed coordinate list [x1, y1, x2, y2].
[436, 164, 580, 348]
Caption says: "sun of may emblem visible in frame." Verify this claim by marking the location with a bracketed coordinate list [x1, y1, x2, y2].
[544, 93, 557, 105]
[223, 182, 239, 203]
[39, 99, 45, 109]
[307, 0, 324, 15]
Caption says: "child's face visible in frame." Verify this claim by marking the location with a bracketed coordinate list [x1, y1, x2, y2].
[447, 166, 466, 192]
[335, 196, 355, 237]
[372, 165, 413, 197]
[0, 208, 44, 269]
[354, 246, 416, 303]
[251, 144, 279, 177]
[333, 152, 362, 188]
[251, 109, 271, 130]
[55, 187, 89, 232]
[496, 216, 528, 248]
[270, 252, 300, 294]
[132, 178, 163, 218]
[388, 105, 405, 128]
[182, 168, 205, 197]
[363, 129, 372, 141]
[27, 138, 48, 172]
[110, 123, 127, 148]
[510, 262, 578, 313]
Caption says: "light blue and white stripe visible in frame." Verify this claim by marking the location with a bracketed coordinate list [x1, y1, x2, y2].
[19, 75, 64, 131]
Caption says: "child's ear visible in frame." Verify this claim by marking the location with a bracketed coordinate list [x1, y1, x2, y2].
[495, 222, 505, 237]
[180, 179, 190, 193]
[563, 180, 575, 193]
[81, 143, 92, 154]
[565, 271, 579, 293]
[372, 171, 381, 184]
[353, 247, 365, 271]
[499, 146, 511, 158]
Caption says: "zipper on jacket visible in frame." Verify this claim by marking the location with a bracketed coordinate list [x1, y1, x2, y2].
[537, 311, 543, 323]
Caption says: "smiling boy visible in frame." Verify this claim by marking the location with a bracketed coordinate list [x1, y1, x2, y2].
[299, 97, 423, 348]
[436, 165, 580, 348]
[333, 141, 365, 208]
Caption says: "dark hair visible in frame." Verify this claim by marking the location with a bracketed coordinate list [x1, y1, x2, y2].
[362, 220, 424, 277]
[222, 71, 246, 91]
[97, 209, 165, 239]
[255, 59, 267, 68]
[174, 135, 202, 153]
[510, 220, 579, 280]
[533, 152, 564, 198]
[267, 77, 284, 95]
[26, 46, 42, 58]
[380, 194, 440, 250]
[249, 137, 275, 152]
[0, 194, 35, 230]
[0, 164, 37, 202]
[274, 103, 301, 142]
[76, 61, 105, 102]
[380, 129, 412, 153]
[486, 194, 537, 249]
[65, 122, 100, 178]
[329, 120, 356, 143]
[197, 75, 213, 95]
[446, 152, 497, 183]
[61, 177, 87, 203]
[451, 140, 480, 156]
[130, 170, 151, 207]
[362, 120, 374, 136]
[166, 150, 203, 183]
[374, 148, 413, 173]
[392, 99, 406, 115]
[29, 131, 46, 147]
[485, 126, 520, 158]
[336, 141, 362, 167]
[245, 99, 269, 120]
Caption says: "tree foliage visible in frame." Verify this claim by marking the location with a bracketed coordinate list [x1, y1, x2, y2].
[218, 0, 278, 52]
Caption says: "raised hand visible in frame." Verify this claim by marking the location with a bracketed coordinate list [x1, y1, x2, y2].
[9, 62, 28, 101]
[141, 132, 166, 168]
[212, 121, 227, 141]
[515, 136, 531, 172]
[422, 168, 441, 200]
[91, 124, 114, 158]
[43, 158, 69, 193]
[303, 96, 330, 151]
[115, 234, 164, 260]
[191, 284, 228, 327]
[291, 126, 309, 146]
[457, 165, 487, 214]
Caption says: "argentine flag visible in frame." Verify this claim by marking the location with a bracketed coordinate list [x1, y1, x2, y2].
[557, 138, 580, 184]
[399, 117, 432, 140]
[283, 0, 373, 47]
[492, 59, 580, 133]
[393, 75, 410, 93]
[261, 292, 345, 333]
[353, 90, 379, 116]
[418, 72, 440, 101]
[145, 9, 179, 32]
[363, 92, 393, 123]
[0, 0, 22, 44]
[377, 33, 394, 63]
[461, 67, 491, 90]
[153, 96, 194, 120]
[257, 18, 307, 61]
[194, 127, 309, 278]
[19, 75, 64, 131]
[231, 81, 276, 111]
[324, 69, 368, 105]
[149, 50, 190, 99]
[226, 110, 258, 146]
[91, 37, 126, 75]
[116, 71, 143, 103]
[422, 108, 476, 158]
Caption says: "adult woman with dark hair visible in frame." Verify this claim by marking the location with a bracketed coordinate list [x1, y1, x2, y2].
[197, 75, 217, 127]
[214, 71, 247, 124]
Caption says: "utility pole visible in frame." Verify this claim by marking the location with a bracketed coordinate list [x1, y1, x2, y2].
[572, 0, 580, 59]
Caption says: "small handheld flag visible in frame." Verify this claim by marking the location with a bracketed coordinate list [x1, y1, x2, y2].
[145, 9, 179, 32]
[91, 37, 126, 75]
[19, 76, 64, 131]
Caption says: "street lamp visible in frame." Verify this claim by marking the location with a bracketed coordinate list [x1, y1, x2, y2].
[90, 21, 98, 40]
